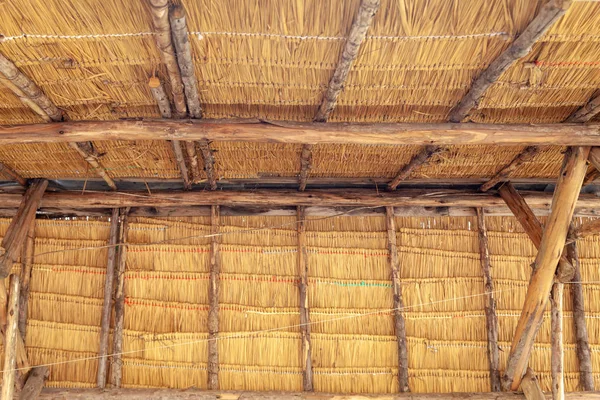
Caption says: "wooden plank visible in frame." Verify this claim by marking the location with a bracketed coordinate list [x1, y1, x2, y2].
[170, 5, 202, 119]
[448, 0, 572, 122]
[148, 0, 186, 117]
[0, 162, 26, 187]
[297, 206, 313, 391]
[386, 206, 409, 392]
[566, 93, 600, 123]
[551, 283, 565, 400]
[17, 222, 35, 339]
[20, 366, 49, 400]
[97, 209, 120, 388]
[476, 208, 501, 392]
[3, 120, 600, 147]
[480, 146, 540, 192]
[388, 145, 443, 190]
[0, 179, 47, 278]
[148, 77, 172, 118]
[298, 144, 313, 191]
[2, 274, 20, 400]
[314, 0, 381, 122]
[110, 208, 130, 388]
[171, 140, 191, 190]
[566, 240, 595, 391]
[208, 205, 220, 390]
[521, 368, 546, 400]
[198, 140, 217, 190]
[69, 142, 117, 191]
[36, 388, 600, 399]
[502, 146, 590, 391]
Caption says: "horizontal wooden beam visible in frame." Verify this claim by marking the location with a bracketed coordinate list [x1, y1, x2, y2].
[36, 389, 600, 400]
[2, 120, 600, 146]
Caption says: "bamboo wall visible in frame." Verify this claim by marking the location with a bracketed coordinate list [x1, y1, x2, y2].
[1, 214, 600, 392]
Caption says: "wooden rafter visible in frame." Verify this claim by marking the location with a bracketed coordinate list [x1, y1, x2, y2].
[583, 146, 600, 186]
[314, 0, 381, 122]
[566, 92, 600, 123]
[388, 145, 443, 190]
[170, 5, 202, 119]
[551, 282, 565, 400]
[0, 162, 26, 186]
[2, 275, 20, 400]
[298, 144, 313, 191]
[297, 206, 313, 391]
[571, 218, 600, 240]
[171, 140, 192, 190]
[502, 146, 590, 391]
[207, 205, 220, 389]
[184, 141, 202, 183]
[4, 120, 600, 146]
[148, 77, 172, 118]
[448, 0, 572, 122]
[69, 142, 117, 190]
[18, 222, 35, 340]
[198, 140, 217, 190]
[480, 146, 539, 192]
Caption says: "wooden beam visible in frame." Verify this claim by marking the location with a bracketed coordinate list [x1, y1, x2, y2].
[197, 140, 217, 190]
[583, 146, 600, 186]
[184, 141, 202, 183]
[570, 218, 600, 240]
[148, 0, 187, 117]
[2, 275, 20, 400]
[208, 205, 220, 390]
[298, 144, 313, 192]
[69, 142, 117, 191]
[97, 209, 120, 388]
[503, 146, 590, 391]
[498, 183, 575, 282]
[0, 179, 47, 278]
[476, 208, 501, 392]
[110, 208, 129, 388]
[551, 283, 565, 400]
[566, 93, 600, 123]
[583, 169, 600, 186]
[385, 206, 409, 392]
[297, 206, 313, 391]
[388, 145, 443, 190]
[314, 0, 380, 122]
[35, 388, 600, 399]
[4, 120, 600, 146]
[148, 77, 172, 118]
[448, 0, 572, 122]
[0, 52, 63, 122]
[17, 222, 35, 339]
[20, 366, 49, 400]
[521, 368, 545, 400]
[171, 140, 191, 190]
[566, 240, 595, 391]
[0, 162, 26, 187]
[480, 146, 540, 192]
[170, 5, 202, 119]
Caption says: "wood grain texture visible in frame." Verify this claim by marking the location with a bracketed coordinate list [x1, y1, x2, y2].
[521, 368, 545, 400]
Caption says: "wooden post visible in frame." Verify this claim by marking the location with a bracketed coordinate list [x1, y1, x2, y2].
[97, 209, 121, 388]
[18, 222, 35, 339]
[184, 141, 202, 183]
[502, 146, 590, 391]
[0, 179, 48, 278]
[566, 240, 595, 391]
[386, 206, 409, 392]
[208, 205, 220, 390]
[110, 208, 130, 388]
[171, 140, 191, 190]
[480, 146, 540, 192]
[298, 145, 313, 192]
[551, 283, 564, 400]
[148, 77, 172, 118]
[388, 146, 443, 190]
[20, 366, 49, 400]
[476, 208, 501, 392]
[2, 274, 20, 400]
[521, 368, 546, 400]
[68, 142, 117, 191]
[297, 206, 313, 391]
[198, 140, 217, 190]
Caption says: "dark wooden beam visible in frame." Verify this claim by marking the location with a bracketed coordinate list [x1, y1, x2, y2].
[17, 222, 35, 339]
[314, 0, 380, 122]
[476, 208, 501, 392]
[68, 142, 117, 190]
[388, 145, 443, 190]
[297, 206, 313, 391]
[566, 93, 600, 123]
[20, 366, 49, 400]
[448, 0, 572, 122]
[503, 146, 590, 391]
[298, 144, 313, 192]
[2, 275, 20, 400]
[198, 140, 217, 190]
[0, 162, 26, 187]
[385, 207, 410, 392]
[550, 282, 565, 400]
[208, 205, 220, 389]
[480, 146, 540, 192]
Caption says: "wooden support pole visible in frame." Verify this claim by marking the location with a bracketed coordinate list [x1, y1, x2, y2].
[476, 208, 501, 392]
[0, 53, 63, 122]
[0, 179, 47, 278]
[566, 93, 600, 123]
[498, 182, 575, 282]
[184, 141, 202, 183]
[2, 274, 20, 400]
[0, 162, 26, 187]
[148, 77, 172, 118]
[171, 140, 191, 190]
[198, 140, 217, 190]
[97, 209, 120, 388]
[566, 240, 595, 391]
[69, 142, 117, 191]
[170, 5, 202, 119]
[551, 283, 565, 400]
[386, 206, 409, 392]
[502, 146, 590, 391]
[480, 146, 540, 192]
[18, 222, 35, 339]
[20, 366, 49, 400]
[521, 368, 546, 400]
[448, 0, 572, 122]
[110, 208, 129, 388]
[298, 145, 313, 192]
[388, 145, 443, 190]
[148, 0, 187, 117]
[297, 206, 313, 391]
[314, 0, 381, 122]
[208, 205, 220, 389]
